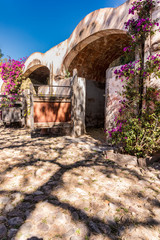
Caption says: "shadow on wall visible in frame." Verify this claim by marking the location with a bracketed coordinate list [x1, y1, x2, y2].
[34, 101, 71, 123]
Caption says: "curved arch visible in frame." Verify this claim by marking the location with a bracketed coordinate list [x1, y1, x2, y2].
[26, 65, 50, 86]
[63, 29, 129, 70]
[23, 64, 45, 78]
[63, 0, 132, 67]
[64, 29, 131, 82]
[23, 52, 44, 77]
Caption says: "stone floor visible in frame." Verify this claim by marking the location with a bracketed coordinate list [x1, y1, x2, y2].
[0, 125, 160, 240]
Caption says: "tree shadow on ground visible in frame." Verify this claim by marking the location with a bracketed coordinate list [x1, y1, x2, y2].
[0, 127, 160, 239]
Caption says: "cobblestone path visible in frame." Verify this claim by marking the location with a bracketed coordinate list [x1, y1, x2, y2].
[0, 126, 160, 240]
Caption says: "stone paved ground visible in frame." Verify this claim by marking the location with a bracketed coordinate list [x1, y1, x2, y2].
[0, 125, 160, 240]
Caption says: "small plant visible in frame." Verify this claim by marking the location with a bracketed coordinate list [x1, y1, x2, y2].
[42, 217, 47, 224]
[65, 69, 71, 78]
[84, 207, 89, 211]
[122, 207, 129, 213]
[76, 228, 81, 235]
[114, 216, 120, 223]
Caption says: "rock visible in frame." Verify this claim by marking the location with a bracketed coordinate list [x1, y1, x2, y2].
[156, 194, 160, 201]
[25, 210, 31, 218]
[97, 210, 105, 219]
[11, 193, 23, 205]
[88, 221, 101, 233]
[64, 228, 75, 239]
[34, 191, 43, 195]
[99, 223, 111, 234]
[21, 222, 32, 231]
[129, 206, 138, 216]
[70, 237, 81, 240]
[72, 212, 79, 221]
[5, 203, 14, 212]
[34, 195, 47, 202]
[49, 199, 60, 205]
[137, 158, 147, 167]
[48, 181, 59, 186]
[0, 216, 7, 223]
[0, 223, 7, 238]
[105, 216, 117, 228]
[53, 174, 61, 181]
[106, 152, 137, 166]
[108, 203, 117, 212]
[0, 197, 10, 205]
[19, 202, 31, 209]
[42, 186, 51, 193]
[27, 237, 43, 240]
[37, 222, 49, 231]
[25, 195, 34, 201]
[8, 228, 17, 238]
[8, 217, 23, 227]
[8, 209, 23, 218]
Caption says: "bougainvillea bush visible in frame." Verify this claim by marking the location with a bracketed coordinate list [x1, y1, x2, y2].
[107, 0, 160, 157]
[0, 57, 26, 107]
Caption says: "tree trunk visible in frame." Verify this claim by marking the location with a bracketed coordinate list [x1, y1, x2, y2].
[139, 40, 145, 117]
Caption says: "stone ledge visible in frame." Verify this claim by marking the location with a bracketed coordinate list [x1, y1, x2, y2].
[104, 151, 137, 166]
[104, 150, 160, 168]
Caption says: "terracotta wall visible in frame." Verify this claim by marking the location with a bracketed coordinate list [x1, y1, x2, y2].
[34, 101, 71, 123]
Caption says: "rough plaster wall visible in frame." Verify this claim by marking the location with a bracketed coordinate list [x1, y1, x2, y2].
[150, 1, 160, 89]
[151, 1, 160, 54]
[72, 75, 86, 137]
[86, 79, 105, 127]
[37, 78, 72, 96]
[105, 67, 124, 131]
[105, 64, 160, 132]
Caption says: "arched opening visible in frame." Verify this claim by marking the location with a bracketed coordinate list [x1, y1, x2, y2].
[65, 31, 132, 141]
[27, 66, 50, 85]
[23, 65, 50, 95]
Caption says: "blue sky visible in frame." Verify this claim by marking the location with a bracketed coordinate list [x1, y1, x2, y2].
[0, 0, 126, 60]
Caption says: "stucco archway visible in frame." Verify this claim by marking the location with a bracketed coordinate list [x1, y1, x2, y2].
[63, 29, 131, 135]
[24, 64, 50, 86]
[64, 30, 130, 82]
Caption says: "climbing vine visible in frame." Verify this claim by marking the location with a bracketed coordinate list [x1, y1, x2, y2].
[107, 0, 160, 157]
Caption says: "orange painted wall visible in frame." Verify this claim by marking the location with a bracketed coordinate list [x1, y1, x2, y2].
[34, 102, 71, 123]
